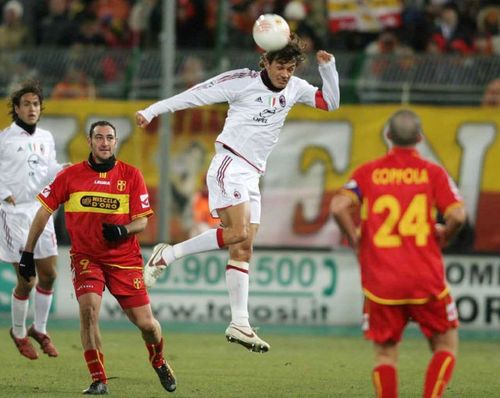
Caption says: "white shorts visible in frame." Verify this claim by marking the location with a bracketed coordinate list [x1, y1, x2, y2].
[0, 203, 58, 263]
[206, 144, 262, 224]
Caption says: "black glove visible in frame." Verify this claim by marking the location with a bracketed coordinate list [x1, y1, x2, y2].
[19, 251, 36, 282]
[102, 223, 128, 241]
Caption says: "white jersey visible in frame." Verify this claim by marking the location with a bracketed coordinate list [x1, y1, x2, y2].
[0, 122, 62, 207]
[140, 59, 340, 172]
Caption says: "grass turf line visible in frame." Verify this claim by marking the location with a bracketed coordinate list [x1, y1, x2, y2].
[1, 326, 500, 397]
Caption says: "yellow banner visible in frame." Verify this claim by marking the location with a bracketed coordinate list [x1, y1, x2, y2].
[1, 100, 498, 250]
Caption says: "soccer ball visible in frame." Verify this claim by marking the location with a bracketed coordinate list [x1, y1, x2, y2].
[252, 14, 290, 52]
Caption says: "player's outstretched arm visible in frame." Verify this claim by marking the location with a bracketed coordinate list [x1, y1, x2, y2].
[315, 50, 340, 110]
[136, 69, 241, 128]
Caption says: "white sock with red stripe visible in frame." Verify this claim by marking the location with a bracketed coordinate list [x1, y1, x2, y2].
[226, 260, 250, 327]
[170, 228, 224, 261]
[11, 291, 29, 338]
[34, 286, 53, 334]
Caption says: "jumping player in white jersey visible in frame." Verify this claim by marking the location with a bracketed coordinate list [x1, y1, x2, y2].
[136, 35, 340, 353]
[0, 81, 66, 360]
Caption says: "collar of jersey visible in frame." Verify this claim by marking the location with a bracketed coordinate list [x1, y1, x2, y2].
[260, 69, 282, 92]
[390, 147, 420, 157]
[15, 118, 36, 135]
[87, 153, 116, 172]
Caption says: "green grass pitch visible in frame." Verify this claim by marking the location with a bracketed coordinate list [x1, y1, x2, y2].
[1, 323, 499, 397]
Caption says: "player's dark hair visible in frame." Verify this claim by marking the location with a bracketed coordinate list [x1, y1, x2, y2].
[259, 33, 306, 68]
[8, 80, 44, 121]
[88, 120, 117, 138]
[387, 109, 422, 146]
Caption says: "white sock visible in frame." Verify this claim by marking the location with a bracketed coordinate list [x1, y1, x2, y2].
[11, 291, 29, 338]
[168, 228, 221, 261]
[34, 286, 53, 334]
[226, 260, 250, 327]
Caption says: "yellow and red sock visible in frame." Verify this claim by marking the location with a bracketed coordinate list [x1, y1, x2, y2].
[146, 338, 165, 368]
[84, 349, 107, 383]
[424, 351, 455, 398]
[372, 364, 397, 398]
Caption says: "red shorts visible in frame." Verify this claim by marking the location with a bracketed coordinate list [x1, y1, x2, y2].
[71, 253, 150, 309]
[363, 294, 459, 344]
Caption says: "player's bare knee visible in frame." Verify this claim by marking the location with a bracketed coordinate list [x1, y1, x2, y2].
[137, 318, 156, 335]
[38, 271, 57, 289]
[15, 279, 35, 296]
[235, 225, 250, 242]
[430, 329, 458, 355]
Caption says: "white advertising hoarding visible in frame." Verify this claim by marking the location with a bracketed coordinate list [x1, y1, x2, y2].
[1, 248, 499, 330]
[52, 248, 363, 326]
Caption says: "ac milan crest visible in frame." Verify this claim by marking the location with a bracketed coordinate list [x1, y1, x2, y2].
[279, 95, 286, 107]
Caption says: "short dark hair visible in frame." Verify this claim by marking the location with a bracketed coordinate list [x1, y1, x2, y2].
[88, 120, 117, 138]
[387, 109, 422, 147]
[9, 80, 44, 121]
[259, 33, 306, 68]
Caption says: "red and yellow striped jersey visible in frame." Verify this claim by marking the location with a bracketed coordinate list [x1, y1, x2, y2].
[37, 160, 153, 268]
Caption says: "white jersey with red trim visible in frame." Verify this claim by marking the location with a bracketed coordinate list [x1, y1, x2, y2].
[0, 122, 62, 207]
[139, 59, 340, 172]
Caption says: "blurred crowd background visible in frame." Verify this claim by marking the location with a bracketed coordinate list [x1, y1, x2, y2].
[0, 0, 498, 251]
[0, 0, 499, 103]
[1, 0, 500, 54]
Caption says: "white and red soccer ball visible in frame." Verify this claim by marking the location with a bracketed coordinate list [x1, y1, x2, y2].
[252, 14, 290, 52]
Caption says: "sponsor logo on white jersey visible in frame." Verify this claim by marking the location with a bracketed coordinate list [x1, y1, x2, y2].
[27, 154, 40, 169]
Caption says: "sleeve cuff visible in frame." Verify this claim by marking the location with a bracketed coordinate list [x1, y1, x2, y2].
[339, 189, 360, 204]
[318, 58, 336, 69]
[139, 109, 155, 123]
[36, 196, 55, 214]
